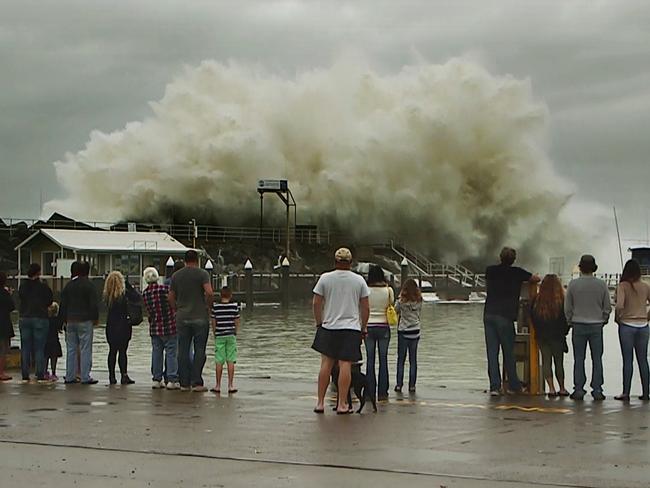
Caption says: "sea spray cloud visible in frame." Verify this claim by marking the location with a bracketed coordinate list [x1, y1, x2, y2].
[45, 58, 579, 265]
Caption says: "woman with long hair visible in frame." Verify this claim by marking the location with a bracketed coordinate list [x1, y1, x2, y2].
[530, 274, 569, 397]
[103, 271, 134, 385]
[395, 279, 422, 393]
[615, 259, 650, 401]
[365, 264, 393, 401]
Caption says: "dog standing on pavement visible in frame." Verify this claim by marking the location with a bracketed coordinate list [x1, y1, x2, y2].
[331, 362, 377, 413]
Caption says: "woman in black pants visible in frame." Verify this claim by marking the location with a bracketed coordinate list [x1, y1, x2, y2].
[103, 271, 134, 385]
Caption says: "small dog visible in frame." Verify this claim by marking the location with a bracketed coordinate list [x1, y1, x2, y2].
[331, 363, 377, 414]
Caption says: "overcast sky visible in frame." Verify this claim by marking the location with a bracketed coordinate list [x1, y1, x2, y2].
[2, 0, 650, 249]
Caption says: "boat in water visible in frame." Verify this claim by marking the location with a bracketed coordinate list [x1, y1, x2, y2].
[422, 290, 485, 304]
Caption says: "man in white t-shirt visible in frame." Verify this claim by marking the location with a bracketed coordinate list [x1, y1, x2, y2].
[312, 247, 370, 414]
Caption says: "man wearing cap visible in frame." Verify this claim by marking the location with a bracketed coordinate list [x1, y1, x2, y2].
[312, 248, 370, 414]
[565, 255, 611, 401]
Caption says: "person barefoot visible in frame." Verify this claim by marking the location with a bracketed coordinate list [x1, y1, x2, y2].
[211, 287, 240, 395]
[311, 248, 370, 415]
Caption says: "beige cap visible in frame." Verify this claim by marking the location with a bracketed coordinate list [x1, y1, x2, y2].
[335, 247, 353, 262]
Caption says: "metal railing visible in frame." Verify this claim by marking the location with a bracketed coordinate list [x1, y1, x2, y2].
[0, 216, 348, 245]
[388, 240, 485, 287]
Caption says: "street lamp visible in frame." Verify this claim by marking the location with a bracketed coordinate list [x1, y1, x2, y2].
[188, 219, 198, 248]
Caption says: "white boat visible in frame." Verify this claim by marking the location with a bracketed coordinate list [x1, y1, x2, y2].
[435, 292, 486, 305]
[422, 292, 441, 303]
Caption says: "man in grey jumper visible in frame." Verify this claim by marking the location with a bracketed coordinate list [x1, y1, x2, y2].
[565, 255, 612, 401]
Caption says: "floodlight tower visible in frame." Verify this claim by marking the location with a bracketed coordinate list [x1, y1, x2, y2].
[257, 179, 296, 259]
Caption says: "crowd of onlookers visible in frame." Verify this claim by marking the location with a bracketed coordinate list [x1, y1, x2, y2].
[310, 246, 650, 414]
[0, 250, 240, 394]
[2, 245, 650, 413]
[483, 248, 649, 402]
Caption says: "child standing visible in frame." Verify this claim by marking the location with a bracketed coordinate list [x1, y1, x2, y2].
[395, 279, 423, 393]
[45, 302, 63, 381]
[210, 287, 240, 394]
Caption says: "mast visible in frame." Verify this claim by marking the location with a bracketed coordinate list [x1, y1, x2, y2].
[613, 206, 624, 269]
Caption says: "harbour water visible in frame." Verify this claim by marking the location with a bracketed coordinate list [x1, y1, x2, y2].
[44, 303, 633, 396]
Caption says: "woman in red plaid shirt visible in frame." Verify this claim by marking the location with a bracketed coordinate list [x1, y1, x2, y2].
[142, 267, 179, 390]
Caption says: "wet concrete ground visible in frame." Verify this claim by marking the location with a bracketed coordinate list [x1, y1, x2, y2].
[1, 374, 649, 487]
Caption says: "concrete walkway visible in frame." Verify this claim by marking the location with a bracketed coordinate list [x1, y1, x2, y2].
[1, 376, 649, 487]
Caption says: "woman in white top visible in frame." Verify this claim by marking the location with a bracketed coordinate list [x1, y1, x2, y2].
[615, 259, 650, 401]
[365, 265, 394, 401]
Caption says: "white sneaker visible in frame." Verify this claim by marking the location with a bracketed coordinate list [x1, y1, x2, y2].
[180, 386, 191, 392]
[166, 382, 180, 390]
[152, 380, 163, 389]
[192, 385, 208, 392]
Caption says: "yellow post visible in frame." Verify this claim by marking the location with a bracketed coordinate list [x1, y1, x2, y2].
[528, 282, 541, 395]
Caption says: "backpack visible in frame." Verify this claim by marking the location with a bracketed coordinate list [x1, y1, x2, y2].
[125, 286, 144, 326]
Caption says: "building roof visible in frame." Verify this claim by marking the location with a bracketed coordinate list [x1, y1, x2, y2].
[16, 229, 190, 254]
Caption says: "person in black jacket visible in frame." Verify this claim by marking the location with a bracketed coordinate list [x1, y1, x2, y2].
[483, 247, 540, 396]
[60, 261, 99, 385]
[0, 271, 16, 381]
[18, 263, 53, 383]
[103, 271, 135, 385]
[530, 274, 570, 397]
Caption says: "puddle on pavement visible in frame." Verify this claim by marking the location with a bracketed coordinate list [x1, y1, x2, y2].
[67, 401, 112, 406]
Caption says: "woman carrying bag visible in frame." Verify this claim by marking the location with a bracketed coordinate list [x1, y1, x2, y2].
[103, 271, 137, 385]
[365, 264, 394, 401]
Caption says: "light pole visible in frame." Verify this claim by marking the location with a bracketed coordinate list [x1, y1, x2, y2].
[189, 219, 197, 248]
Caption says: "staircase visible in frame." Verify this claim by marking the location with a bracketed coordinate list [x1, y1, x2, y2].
[388, 241, 485, 288]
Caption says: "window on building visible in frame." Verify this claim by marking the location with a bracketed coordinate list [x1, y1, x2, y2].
[112, 254, 140, 278]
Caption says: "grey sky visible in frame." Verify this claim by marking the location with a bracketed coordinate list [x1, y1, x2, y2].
[1, 0, 649, 249]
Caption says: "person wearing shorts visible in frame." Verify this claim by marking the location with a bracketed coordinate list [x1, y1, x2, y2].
[312, 247, 370, 415]
[211, 287, 240, 394]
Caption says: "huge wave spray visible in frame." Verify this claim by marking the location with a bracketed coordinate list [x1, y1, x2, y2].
[45, 58, 578, 266]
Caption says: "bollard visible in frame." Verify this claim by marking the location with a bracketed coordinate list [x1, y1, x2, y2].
[527, 281, 541, 395]
[205, 259, 214, 290]
[165, 256, 174, 282]
[400, 257, 409, 289]
[244, 259, 254, 310]
[281, 257, 290, 309]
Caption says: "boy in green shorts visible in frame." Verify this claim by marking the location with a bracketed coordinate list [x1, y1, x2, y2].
[210, 287, 240, 394]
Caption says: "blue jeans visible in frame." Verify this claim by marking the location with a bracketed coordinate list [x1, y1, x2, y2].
[177, 318, 209, 387]
[365, 326, 391, 397]
[152, 335, 178, 383]
[572, 323, 604, 397]
[618, 324, 649, 397]
[19, 318, 49, 380]
[484, 314, 521, 392]
[396, 334, 418, 389]
[65, 321, 94, 383]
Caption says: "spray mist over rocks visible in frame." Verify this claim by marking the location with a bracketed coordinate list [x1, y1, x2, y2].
[45, 58, 585, 267]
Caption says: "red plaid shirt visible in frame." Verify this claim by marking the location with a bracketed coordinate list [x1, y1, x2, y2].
[142, 283, 176, 336]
